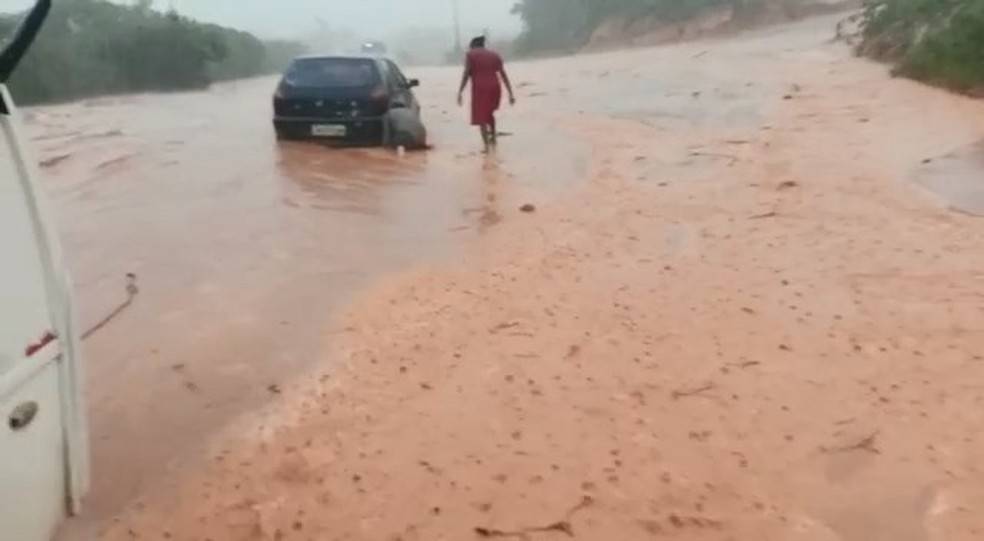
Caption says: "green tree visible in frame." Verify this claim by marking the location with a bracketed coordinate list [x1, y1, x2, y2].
[0, 0, 306, 104]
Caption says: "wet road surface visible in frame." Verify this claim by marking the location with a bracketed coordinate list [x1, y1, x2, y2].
[43, 14, 984, 540]
[47, 16, 832, 537]
[38, 68, 591, 535]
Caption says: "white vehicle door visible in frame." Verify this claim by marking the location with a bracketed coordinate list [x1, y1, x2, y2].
[0, 2, 89, 538]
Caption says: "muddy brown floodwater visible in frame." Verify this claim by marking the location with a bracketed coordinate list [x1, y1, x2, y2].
[46, 14, 984, 541]
[40, 56, 589, 539]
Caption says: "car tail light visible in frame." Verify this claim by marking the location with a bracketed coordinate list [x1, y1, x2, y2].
[370, 85, 388, 105]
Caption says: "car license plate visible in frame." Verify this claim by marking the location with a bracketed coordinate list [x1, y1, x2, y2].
[311, 124, 347, 137]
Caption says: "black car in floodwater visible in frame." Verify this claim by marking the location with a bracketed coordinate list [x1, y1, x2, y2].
[272, 55, 426, 148]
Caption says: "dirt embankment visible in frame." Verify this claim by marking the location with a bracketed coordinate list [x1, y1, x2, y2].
[585, 0, 859, 51]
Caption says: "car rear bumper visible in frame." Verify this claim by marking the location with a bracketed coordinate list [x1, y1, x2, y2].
[273, 116, 385, 142]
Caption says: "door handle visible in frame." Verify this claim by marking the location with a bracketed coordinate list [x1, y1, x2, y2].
[9, 401, 39, 431]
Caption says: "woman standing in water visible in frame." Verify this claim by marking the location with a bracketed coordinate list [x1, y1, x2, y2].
[457, 36, 516, 152]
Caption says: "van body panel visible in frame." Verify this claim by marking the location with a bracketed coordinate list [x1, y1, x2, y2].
[0, 83, 89, 538]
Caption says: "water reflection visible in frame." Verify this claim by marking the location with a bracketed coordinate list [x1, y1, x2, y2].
[275, 142, 428, 215]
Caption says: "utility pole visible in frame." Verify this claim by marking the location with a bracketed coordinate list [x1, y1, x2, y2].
[451, 0, 462, 54]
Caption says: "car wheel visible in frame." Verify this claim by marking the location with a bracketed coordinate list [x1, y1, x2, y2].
[381, 114, 393, 148]
[386, 109, 427, 150]
[274, 125, 293, 141]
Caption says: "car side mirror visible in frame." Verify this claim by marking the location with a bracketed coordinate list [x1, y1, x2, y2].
[407, 79, 420, 88]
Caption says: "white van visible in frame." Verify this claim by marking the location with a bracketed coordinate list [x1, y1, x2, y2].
[0, 1, 90, 539]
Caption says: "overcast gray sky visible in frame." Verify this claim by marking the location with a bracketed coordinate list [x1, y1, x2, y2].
[0, 0, 521, 39]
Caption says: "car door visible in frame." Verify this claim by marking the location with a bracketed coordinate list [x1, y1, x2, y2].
[0, 82, 88, 541]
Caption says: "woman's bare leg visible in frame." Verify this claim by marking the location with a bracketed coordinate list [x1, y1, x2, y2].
[490, 116, 498, 147]
[479, 125, 491, 152]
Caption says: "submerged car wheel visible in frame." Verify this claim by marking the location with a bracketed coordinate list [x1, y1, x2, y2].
[385, 109, 427, 150]
[381, 115, 392, 147]
[274, 125, 296, 141]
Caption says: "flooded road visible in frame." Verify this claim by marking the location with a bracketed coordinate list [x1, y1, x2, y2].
[38, 67, 591, 534]
[44, 14, 984, 541]
[43, 21, 789, 534]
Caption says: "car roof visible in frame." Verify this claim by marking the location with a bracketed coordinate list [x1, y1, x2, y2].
[292, 54, 390, 62]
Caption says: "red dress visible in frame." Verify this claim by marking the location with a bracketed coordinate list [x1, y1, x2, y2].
[466, 49, 503, 126]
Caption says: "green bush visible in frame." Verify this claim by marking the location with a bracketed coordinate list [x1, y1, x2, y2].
[0, 0, 306, 105]
[859, 0, 984, 92]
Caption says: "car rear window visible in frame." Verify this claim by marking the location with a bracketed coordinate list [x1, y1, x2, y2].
[285, 58, 379, 88]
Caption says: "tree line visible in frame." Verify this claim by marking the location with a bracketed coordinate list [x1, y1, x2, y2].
[0, 0, 306, 105]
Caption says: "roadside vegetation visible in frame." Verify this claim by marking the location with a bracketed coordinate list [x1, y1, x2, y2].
[510, 0, 817, 53]
[0, 0, 305, 105]
[511, 0, 730, 53]
[857, 0, 984, 93]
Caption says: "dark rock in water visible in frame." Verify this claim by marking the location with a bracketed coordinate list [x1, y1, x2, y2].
[520, 204, 537, 213]
[39, 153, 71, 168]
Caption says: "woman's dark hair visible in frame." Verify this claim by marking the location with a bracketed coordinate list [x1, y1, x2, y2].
[469, 36, 486, 49]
